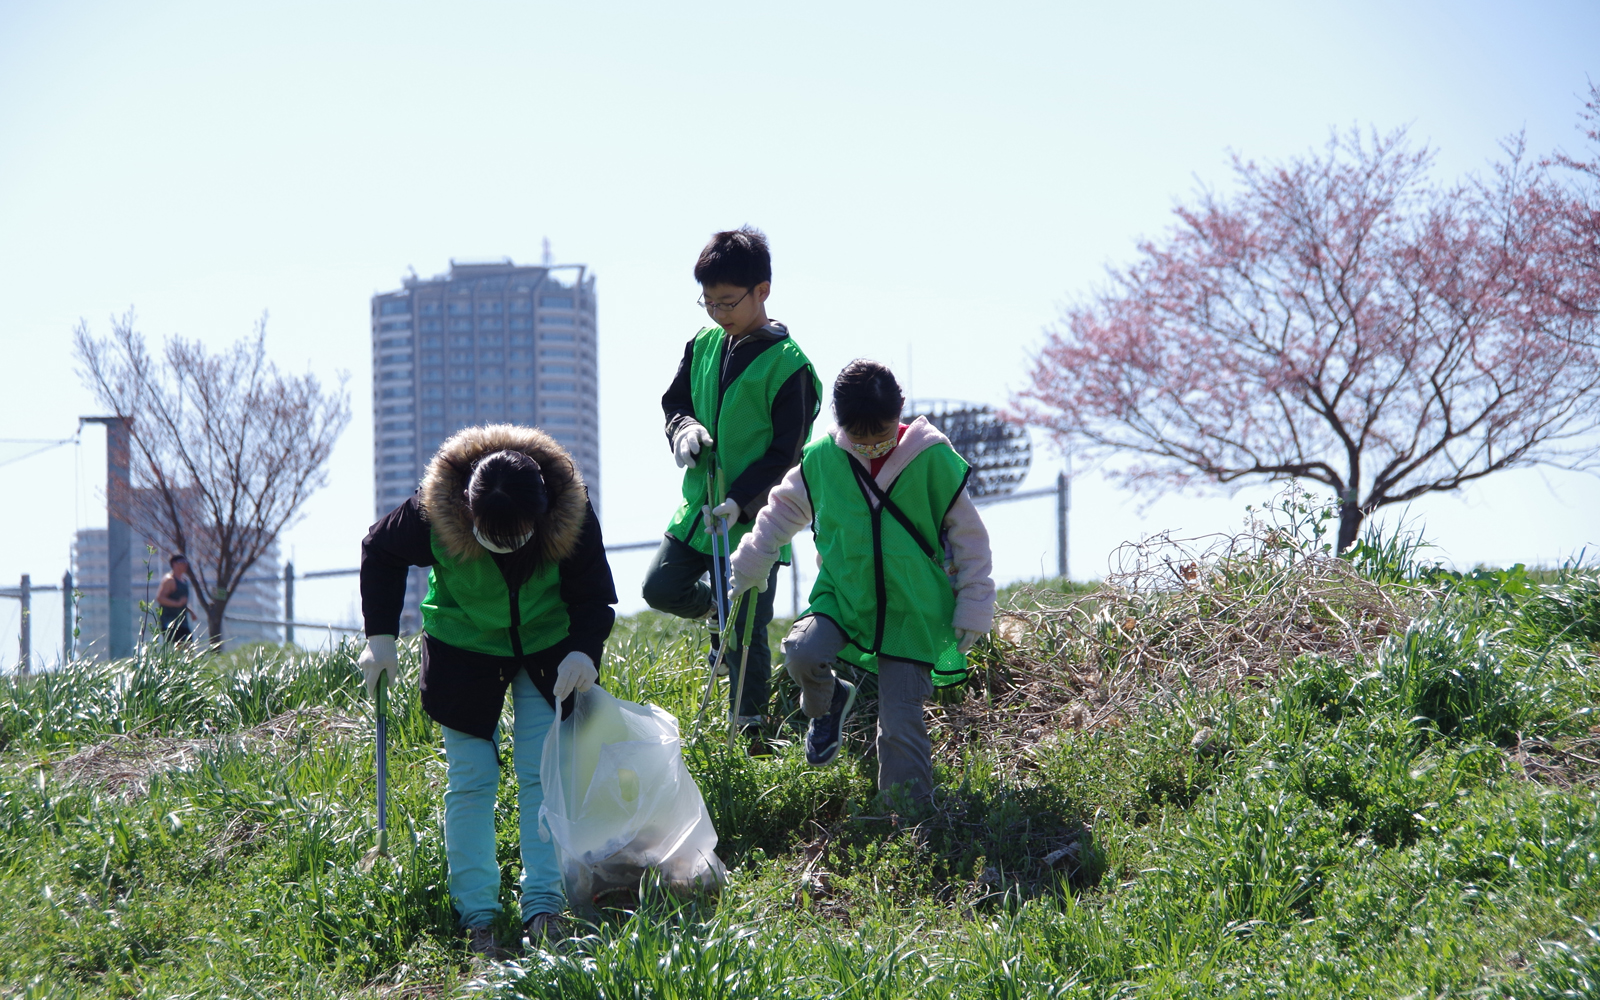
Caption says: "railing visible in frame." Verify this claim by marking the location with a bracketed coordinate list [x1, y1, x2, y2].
[973, 471, 1070, 579]
[3, 480, 1072, 670]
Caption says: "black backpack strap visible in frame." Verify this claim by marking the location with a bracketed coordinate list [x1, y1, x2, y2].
[848, 459, 936, 559]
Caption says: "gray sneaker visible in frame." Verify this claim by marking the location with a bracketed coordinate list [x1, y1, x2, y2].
[467, 924, 516, 961]
[524, 911, 570, 948]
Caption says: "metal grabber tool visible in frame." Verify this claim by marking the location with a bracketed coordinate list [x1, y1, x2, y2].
[692, 462, 735, 740]
[727, 584, 757, 751]
[359, 672, 390, 871]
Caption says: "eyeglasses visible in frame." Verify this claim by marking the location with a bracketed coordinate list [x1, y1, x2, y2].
[696, 288, 752, 314]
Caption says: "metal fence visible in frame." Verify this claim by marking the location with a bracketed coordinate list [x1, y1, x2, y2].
[3, 472, 1070, 672]
[0, 537, 678, 672]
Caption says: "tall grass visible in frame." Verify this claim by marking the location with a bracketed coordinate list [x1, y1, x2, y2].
[0, 543, 1595, 997]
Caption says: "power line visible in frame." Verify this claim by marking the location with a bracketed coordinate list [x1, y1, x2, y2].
[0, 437, 76, 470]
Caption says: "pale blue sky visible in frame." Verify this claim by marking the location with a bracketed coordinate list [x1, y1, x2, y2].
[2, 0, 1597, 667]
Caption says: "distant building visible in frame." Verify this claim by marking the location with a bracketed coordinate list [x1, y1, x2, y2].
[71, 528, 281, 658]
[370, 258, 600, 632]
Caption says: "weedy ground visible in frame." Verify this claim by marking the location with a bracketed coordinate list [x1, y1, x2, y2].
[0, 495, 1597, 998]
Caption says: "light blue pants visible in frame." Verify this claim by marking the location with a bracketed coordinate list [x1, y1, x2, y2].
[442, 669, 564, 927]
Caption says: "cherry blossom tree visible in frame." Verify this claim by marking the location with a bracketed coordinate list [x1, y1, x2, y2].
[1015, 116, 1600, 552]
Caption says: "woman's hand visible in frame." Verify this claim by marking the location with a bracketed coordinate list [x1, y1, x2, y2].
[359, 635, 400, 697]
[552, 651, 597, 700]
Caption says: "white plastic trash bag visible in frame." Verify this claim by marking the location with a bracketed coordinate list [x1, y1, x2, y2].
[539, 686, 726, 913]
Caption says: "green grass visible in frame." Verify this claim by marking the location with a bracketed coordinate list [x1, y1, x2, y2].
[0, 543, 1597, 997]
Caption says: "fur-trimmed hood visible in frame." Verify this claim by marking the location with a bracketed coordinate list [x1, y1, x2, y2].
[419, 424, 589, 565]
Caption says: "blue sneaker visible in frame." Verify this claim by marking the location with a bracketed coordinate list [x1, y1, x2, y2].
[805, 678, 857, 767]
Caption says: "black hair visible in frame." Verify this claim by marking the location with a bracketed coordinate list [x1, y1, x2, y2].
[832, 359, 904, 436]
[693, 226, 772, 289]
[169, 553, 188, 566]
[465, 450, 548, 555]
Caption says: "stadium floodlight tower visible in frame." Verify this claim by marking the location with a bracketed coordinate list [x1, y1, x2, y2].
[903, 400, 1031, 499]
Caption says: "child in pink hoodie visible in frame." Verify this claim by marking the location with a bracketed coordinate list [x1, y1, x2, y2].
[728, 360, 995, 806]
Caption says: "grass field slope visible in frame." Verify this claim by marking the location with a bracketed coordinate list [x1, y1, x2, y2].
[1, 499, 1597, 998]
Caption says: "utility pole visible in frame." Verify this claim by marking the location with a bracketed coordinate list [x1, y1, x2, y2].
[17, 575, 30, 675]
[62, 570, 74, 663]
[82, 416, 134, 659]
[284, 561, 295, 646]
[1055, 471, 1069, 580]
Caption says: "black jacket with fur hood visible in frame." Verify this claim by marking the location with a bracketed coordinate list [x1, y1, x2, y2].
[361, 425, 617, 738]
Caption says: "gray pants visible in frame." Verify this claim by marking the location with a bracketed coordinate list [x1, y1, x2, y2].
[781, 615, 934, 804]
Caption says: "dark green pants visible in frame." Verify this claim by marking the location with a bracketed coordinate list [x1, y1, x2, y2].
[641, 534, 778, 720]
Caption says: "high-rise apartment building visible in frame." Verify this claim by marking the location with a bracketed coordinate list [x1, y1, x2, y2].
[370, 259, 600, 628]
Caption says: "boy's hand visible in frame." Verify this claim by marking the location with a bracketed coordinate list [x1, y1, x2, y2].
[728, 563, 770, 599]
[703, 498, 739, 532]
[955, 628, 984, 654]
[673, 421, 715, 468]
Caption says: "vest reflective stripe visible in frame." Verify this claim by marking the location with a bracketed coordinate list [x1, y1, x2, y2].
[802, 437, 971, 686]
[421, 532, 570, 657]
[664, 327, 821, 556]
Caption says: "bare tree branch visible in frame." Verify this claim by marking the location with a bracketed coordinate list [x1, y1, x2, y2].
[73, 312, 351, 646]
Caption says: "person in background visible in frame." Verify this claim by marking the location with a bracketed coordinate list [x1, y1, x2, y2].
[727, 360, 995, 809]
[155, 553, 193, 644]
[643, 226, 821, 748]
[358, 425, 617, 959]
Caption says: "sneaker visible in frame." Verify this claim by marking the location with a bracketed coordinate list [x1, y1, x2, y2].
[467, 924, 516, 961]
[523, 911, 569, 948]
[805, 678, 857, 767]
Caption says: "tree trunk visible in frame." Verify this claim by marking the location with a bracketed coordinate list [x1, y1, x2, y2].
[1337, 493, 1364, 553]
[206, 601, 226, 650]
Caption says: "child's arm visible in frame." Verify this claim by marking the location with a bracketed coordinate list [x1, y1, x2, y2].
[728, 463, 813, 590]
[943, 491, 996, 634]
[660, 339, 699, 449]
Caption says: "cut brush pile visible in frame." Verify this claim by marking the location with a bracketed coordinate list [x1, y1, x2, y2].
[941, 488, 1429, 768]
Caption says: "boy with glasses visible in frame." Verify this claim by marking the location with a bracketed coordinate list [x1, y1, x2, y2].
[726, 360, 995, 808]
[643, 227, 822, 747]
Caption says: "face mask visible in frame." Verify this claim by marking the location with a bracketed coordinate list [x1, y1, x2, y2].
[848, 437, 897, 460]
[473, 524, 536, 554]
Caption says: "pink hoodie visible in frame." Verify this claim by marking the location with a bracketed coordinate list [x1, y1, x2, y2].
[729, 416, 996, 633]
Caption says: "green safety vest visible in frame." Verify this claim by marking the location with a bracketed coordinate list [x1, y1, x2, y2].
[665, 327, 821, 555]
[421, 532, 570, 657]
[802, 436, 972, 686]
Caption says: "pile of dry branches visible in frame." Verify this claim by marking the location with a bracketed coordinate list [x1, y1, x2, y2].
[934, 518, 1432, 766]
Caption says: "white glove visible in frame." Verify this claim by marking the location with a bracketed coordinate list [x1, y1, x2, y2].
[703, 497, 740, 532]
[672, 421, 714, 469]
[728, 562, 770, 599]
[359, 634, 399, 697]
[956, 628, 984, 654]
[552, 650, 597, 701]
